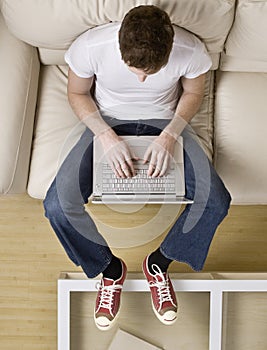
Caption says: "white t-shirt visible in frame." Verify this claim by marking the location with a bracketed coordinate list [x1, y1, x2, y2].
[65, 22, 212, 120]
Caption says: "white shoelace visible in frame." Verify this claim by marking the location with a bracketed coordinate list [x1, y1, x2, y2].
[95, 282, 123, 316]
[149, 264, 175, 308]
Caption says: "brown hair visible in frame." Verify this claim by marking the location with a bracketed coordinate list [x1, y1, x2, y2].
[119, 5, 174, 72]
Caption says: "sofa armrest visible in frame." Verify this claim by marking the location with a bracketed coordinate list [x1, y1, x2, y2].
[0, 12, 40, 194]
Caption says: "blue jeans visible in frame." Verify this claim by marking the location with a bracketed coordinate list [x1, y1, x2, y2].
[43, 117, 231, 278]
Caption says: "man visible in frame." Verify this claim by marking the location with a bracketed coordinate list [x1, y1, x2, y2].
[44, 5, 231, 330]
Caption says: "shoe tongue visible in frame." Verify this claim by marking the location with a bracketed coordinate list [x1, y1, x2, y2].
[103, 277, 115, 286]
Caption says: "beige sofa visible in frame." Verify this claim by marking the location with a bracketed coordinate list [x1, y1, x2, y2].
[0, 0, 267, 205]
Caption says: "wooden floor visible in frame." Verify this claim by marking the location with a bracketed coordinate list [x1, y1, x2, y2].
[0, 194, 267, 349]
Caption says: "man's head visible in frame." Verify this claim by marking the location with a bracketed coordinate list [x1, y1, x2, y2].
[119, 5, 174, 76]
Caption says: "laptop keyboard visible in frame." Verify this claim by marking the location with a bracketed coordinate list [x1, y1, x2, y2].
[102, 163, 176, 193]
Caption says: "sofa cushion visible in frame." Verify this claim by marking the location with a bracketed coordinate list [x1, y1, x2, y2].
[190, 71, 214, 161]
[0, 13, 39, 194]
[221, 0, 267, 72]
[214, 71, 267, 204]
[1, 0, 235, 69]
[27, 66, 85, 199]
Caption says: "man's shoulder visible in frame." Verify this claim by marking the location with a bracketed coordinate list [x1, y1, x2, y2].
[172, 25, 199, 49]
[80, 22, 120, 47]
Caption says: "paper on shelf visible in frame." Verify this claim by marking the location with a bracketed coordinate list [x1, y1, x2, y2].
[108, 328, 163, 350]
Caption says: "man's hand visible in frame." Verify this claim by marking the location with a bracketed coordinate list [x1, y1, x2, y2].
[143, 132, 176, 177]
[98, 129, 138, 178]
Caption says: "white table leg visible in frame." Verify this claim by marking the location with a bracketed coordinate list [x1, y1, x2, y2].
[58, 281, 71, 350]
[209, 290, 223, 350]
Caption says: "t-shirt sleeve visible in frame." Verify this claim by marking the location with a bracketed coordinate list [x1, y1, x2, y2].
[64, 32, 94, 78]
[184, 38, 212, 79]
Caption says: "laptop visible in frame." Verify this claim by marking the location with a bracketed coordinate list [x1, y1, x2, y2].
[91, 135, 193, 204]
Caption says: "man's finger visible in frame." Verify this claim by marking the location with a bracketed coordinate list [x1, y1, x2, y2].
[121, 162, 132, 178]
[130, 152, 139, 162]
[151, 155, 164, 178]
[113, 162, 126, 178]
[147, 153, 157, 176]
[159, 156, 169, 177]
[143, 147, 152, 164]
[124, 158, 135, 177]
[112, 166, 122, 178]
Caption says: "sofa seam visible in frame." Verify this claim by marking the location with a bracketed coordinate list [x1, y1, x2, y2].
[212, 71, 219, 168]
[5, 46, 36, 194]
[203, 69, 214, 161]
[207, 70, 213, 157]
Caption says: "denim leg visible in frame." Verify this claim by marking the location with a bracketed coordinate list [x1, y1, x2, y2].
[43, 117, 145, 277]
[160, 128, 232, 271]
[43, 127, 113, 278]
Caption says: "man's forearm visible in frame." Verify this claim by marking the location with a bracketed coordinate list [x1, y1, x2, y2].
[162, 74, 206, 139]
[68, 92, 137, 178]
[163, 90, 204, 139]
[68, 92, 113, 137]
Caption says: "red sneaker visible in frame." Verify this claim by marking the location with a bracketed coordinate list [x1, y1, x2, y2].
[94, 259, 127, 331]
[142, 255, 178, 325]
